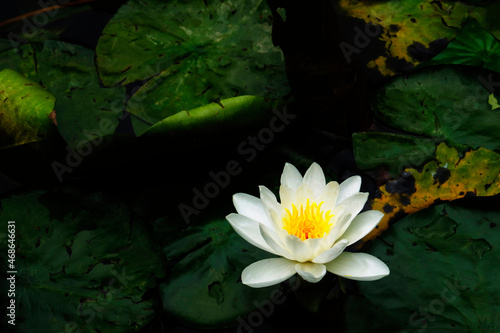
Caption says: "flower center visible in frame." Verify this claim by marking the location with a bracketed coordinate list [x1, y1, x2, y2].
[282, 199, 334, 241]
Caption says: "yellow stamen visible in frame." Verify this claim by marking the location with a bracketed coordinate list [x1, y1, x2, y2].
[282, 199, 334, 241]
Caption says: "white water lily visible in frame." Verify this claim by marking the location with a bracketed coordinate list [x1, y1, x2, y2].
[226, 162, 390, 288]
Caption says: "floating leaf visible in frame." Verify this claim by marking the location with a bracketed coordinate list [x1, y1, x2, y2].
[0, 44, 38, 80]
[424, 19, 500, 74]
[361, 143, 500, 244]
[161, 215, 275, 330]
[345, 200, 500, 332]
[353, 132, 436, 178]
[141, 95, 280, 139]
[96, 0, 289, 135]
[0, 68, 56, 149]
[372, 65, 500, 151]
[334, 0, 469, 77]
[37, 40, 126, 149]
[0, 189, 164, 332]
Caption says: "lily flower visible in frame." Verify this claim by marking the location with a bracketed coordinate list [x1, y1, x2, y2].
[226, 162, 390, 288]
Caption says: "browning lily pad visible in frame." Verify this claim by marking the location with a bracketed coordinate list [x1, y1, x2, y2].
[361, 143, 500, 245]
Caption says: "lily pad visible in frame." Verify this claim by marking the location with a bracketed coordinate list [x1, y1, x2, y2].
[372, 65, 500, 151]
[334, 0, 469, 77]
[353, 132, 436, 177]
[141, 95, 280, 139]
[361, 143, 500, 245]
[37, 40, 126, 149]
[0, 44, 38, 80]
[0, 68, 56, 149]
[161, 215, 275, 329]
[345, 199, 500, 332]
[96, 0, 289, 135]
[0, 189, 164, 333]
[424, 19, 500, 74]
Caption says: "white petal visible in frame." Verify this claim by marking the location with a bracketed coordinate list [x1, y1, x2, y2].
[259, 186, 280, 212]
[312, 239, 349, 264]
[337, 175, 362, 205]
[226, 213, 277, 255]
[233, 193, 272, 229]
[329, 192, 369, 240]
[294, 262, 326, 283]
[296, 182, 315, 206]
[325, 252, 390, 281]
[340, 210, 384, 246]
[279, 184, 297, 211]
[324, 205, 348, 245]
[319, 181, 340, 213]
[303, 162, 326, 198]
[259, 186, 284, 233]
[259, 223, 293, 260]
[282, 234, 319, 262]
[280, 163, 303, 190]
[242, 258, 297, 288]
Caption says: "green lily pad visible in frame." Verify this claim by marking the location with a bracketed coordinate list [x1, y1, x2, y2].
[0, 68, 56, 149]
[0, 189, 164, 333]
[141, 95, 279, 139]
[96, 0, 289, 135]
[161, 215, 275, 330]
[345, 199, 500, 332]
[0, 44, 38, 81]
[425, 19, 500, 74]
[37, 40, 126, 149]
[353, 132, 436, 177]
[373, 65, 500, 151]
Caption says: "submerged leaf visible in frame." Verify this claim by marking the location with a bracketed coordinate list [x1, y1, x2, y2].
[0, 189, 164, 332]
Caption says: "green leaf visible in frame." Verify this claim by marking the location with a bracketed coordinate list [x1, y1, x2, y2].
[489, 94, 500, 110]
[424, 19, 500, 74]
[373, 65, 500, 150]
[37, 40, 126, 149]
[141, 95, 279, 139]
[160, 215, 275, 329]
[0, 68, 56, 149]
[0, 44, 38, 81]
[0, 189, 164, 333]
[353, 132, 436, 177]
[96, 0, 289, 135]
[345, 199, 500, 332]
